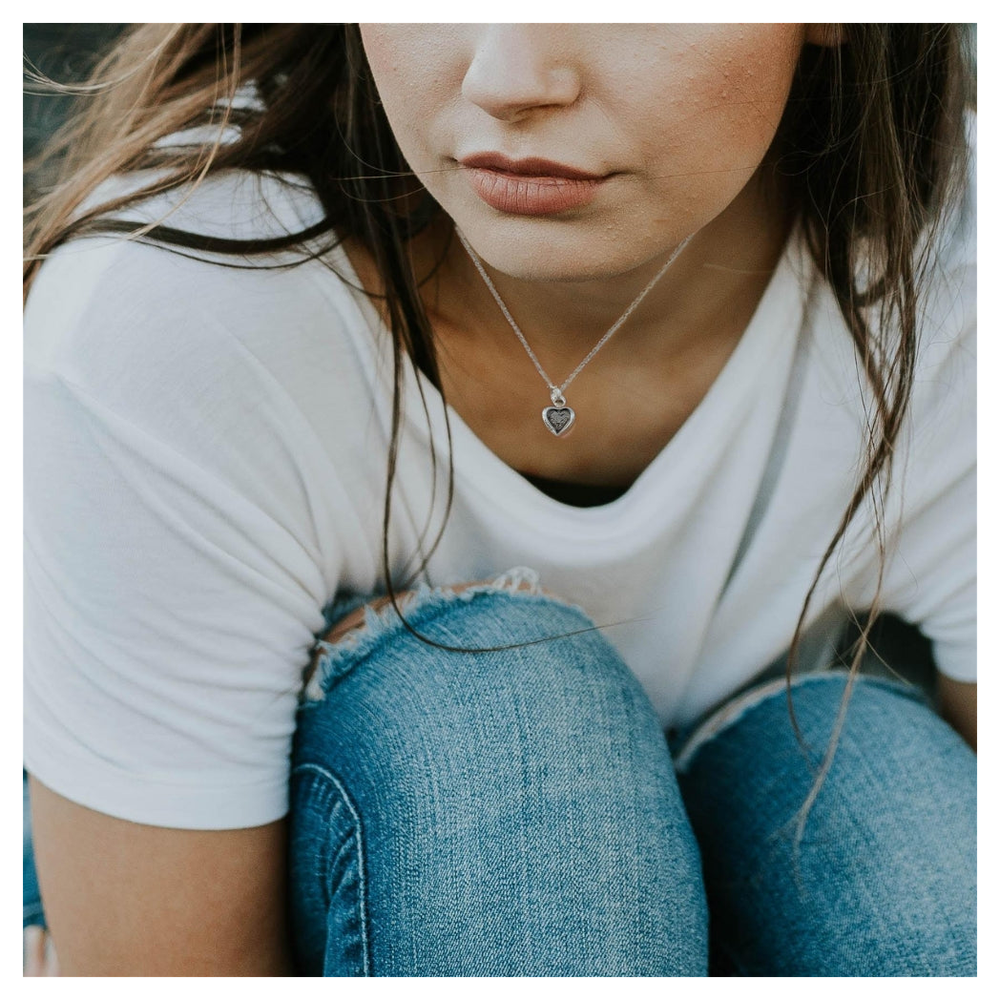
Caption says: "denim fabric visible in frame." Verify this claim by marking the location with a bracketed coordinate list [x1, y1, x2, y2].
[23, 581, 977, 975]
[291, 581, 708, 975]
[292, 582, 976, 976]
[675, 672, 977, 976]
[23, 771, 44, 930]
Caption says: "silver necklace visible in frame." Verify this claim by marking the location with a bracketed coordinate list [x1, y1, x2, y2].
[456, 228, 692, 437]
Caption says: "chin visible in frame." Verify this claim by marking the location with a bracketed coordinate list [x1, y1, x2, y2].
[455, 220, 658, 283]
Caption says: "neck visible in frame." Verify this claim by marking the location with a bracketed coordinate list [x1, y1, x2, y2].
[411, 169, 794, 376]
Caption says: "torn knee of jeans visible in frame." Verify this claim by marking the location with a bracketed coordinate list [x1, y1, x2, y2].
[303, 566, 571, 702]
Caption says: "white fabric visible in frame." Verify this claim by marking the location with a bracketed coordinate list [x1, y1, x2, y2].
[24, 156, 975, 830]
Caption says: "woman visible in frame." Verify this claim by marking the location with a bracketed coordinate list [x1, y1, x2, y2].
[24, 24, 975, 975]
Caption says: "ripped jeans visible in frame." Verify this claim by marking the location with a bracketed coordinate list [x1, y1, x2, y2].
[24, 571, 977, 976]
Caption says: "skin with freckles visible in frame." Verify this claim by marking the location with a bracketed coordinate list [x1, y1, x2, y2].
[352, 24, 823, 490]
[361, 24, 808, 286]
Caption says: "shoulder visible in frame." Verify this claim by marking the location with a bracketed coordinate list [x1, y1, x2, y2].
[78, 166, 328, 243]
[903, 111, 976, 458]
[932, 110, 976, 276]
[25, 171, 366, 421]
[24, 171, 379, 516]
[804, 112, 975, 409]
[791, 116, 975, 547]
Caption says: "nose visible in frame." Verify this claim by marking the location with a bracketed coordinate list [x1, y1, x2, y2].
[461, 25, 582, 123]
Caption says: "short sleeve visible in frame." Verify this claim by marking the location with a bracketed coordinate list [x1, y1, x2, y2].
[24, 219, 345, 829]
[860, 131, 976, 683]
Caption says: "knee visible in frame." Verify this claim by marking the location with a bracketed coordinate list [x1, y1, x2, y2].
[299, 584, 665, 780]
[290, 585, 707, 974]
[681, 672, 975, 826]
[678, 674, 976, 976]
[295, 589, 686, 847]
[294, 590, 686, 860]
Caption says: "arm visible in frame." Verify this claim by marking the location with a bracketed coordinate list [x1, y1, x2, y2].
[24, 205, 363, 977]
[937, 675, 976, 752]
[29, 777, 294, 976]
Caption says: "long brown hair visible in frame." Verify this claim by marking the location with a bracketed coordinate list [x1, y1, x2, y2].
[24, 25, 973, 799]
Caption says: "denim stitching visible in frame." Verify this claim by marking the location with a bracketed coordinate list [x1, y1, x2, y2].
[292, 762, 371, 977]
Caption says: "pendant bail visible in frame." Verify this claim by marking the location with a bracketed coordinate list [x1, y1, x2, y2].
[550, 388, 566, 408]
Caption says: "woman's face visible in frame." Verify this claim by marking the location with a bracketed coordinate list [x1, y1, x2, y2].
[359, 24, 808, 282]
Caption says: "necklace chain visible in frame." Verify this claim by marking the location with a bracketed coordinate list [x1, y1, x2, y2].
[456, 227, 692, 405]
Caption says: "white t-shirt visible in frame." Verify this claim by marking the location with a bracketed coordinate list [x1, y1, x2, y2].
[24, 157, 976, 830]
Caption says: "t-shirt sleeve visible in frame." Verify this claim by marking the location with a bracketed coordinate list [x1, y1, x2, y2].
[885, 305, 979, 681]
[866, 140, 977, 684]
[24, 232, 344, 829]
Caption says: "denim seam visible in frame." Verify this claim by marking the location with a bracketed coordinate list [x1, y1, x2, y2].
[305, 565, 589, 701]
[292, 762, 371, 977]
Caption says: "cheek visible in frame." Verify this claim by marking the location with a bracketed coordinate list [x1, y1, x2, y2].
[636, 27, 802, 205]
[359, 25, 466, 162]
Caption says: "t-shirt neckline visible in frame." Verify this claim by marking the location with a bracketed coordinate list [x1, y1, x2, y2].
[329, 232, 812, 542]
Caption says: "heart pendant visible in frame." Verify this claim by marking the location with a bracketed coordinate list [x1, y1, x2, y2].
[542, 405, 576, 437]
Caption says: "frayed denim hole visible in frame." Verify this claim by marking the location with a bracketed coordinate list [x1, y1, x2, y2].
[320, 592, 383, 633]
[304, 566, 590, 702]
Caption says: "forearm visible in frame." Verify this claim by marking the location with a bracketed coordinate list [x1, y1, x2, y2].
[29, 776, 295, 976]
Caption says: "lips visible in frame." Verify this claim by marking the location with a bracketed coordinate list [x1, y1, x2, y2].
[459, 152, 608, 215]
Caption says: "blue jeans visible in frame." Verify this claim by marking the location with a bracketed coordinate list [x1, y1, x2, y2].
[289, 580, 976, 975]
[24, 581, 977, 975]
[23, 771, 44, 931]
